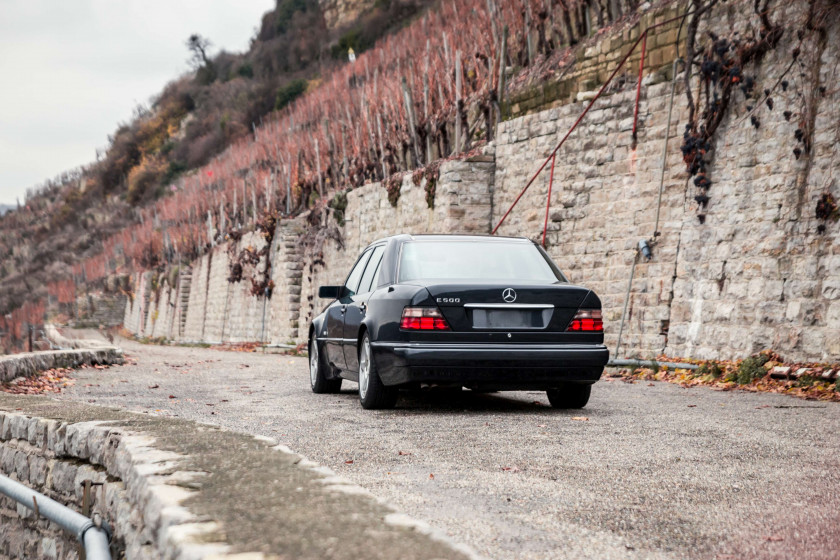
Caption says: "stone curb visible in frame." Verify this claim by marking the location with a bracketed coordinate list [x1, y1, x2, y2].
[0, 396, 483, 560]
[0, 348, 124, 383]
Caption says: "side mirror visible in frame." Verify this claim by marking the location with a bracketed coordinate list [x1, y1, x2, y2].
[318, 285, 343, 299]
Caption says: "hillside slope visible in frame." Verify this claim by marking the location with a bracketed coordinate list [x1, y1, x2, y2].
[0, 0, 430, 319]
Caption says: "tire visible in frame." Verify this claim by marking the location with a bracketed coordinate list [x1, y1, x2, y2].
[310, 338, 342, 394]
[358, 334, 397, 409]
[546, 383, 591, 409]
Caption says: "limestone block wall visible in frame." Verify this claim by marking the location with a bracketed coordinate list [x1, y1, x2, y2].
[493, 0, 840, 363]
[182, 253, 210, 341]
[665, 7, 840, 362]
[201, 245, 232, 344]
[224, 232, 269, 343]
[267, 220, 306, 344]
[148, 281, 177, 340]
[123, 272, 152, 337]
[494, 79, 690, 357]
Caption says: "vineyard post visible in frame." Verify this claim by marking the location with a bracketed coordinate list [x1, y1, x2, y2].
[609, 0, 622, 21]
[339, 123, 349, 184]
[315, 138, 324, 199]
[486, 0, 499, 48]
[423, 40, 432, 164]
[177, 246, 182, 339]
[497, 25, 508, 125]
[284, 162, 292, 215]
[233, 190, 238, 227]
[251, 182, 257, 229]
[323, 118, 337, 186]
[206, 211, 214, 247]
[241, 180, 247, 227]
[455, 52, 462, 155]
[401, 77, 421, 167]
[376, 113, 388, 179]
[525, 1, 534, 65]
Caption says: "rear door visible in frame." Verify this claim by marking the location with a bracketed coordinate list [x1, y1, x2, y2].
[325, 249, 372, 369]
[343, 244, 385, 371]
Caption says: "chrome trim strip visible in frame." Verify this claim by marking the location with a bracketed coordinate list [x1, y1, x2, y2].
[463, 303, 554, 309]
[371, 342, 607, 351]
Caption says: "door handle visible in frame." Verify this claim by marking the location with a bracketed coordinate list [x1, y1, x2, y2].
[360, 302, 367, 314]
[340, 305, 346, 314]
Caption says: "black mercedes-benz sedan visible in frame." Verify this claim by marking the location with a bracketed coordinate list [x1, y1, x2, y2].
[308, 234, 609, 409]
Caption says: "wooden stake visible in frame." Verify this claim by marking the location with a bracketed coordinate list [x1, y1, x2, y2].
[376, 114, 387, 179]
[401, 77, 421, 167]
[315, 139, 324, 199]
[455, 51, 462, 155]
[497, 25, 508, 125]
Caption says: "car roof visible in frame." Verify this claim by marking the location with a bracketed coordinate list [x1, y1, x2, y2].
[368, 233, 532, 246]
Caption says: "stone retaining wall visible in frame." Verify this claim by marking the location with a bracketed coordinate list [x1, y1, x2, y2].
[0, 410, 190, 559]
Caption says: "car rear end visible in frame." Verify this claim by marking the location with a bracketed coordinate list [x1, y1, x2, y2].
[371, 236, 609, 391]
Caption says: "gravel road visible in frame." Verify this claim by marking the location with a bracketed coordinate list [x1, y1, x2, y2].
[57, 337, 840, 560]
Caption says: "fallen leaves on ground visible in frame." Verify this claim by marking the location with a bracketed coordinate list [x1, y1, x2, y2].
[284, 342, 308, 357]
[608, 351, 840, 402]
[215, 342, 262, 353]
[1, 368, 75, 394]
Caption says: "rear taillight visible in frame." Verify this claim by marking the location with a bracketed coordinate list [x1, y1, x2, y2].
[400, 307, 450, 330]
[566, 309, 603, 332]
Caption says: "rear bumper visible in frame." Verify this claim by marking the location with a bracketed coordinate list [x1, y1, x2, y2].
[371, 342, 609, 388]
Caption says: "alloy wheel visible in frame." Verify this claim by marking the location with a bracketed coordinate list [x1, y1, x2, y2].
[359, 337, 371, 399]
[309, 341, 319, 388]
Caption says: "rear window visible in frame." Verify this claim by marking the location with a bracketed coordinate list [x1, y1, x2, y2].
[398, 240, 565, 283]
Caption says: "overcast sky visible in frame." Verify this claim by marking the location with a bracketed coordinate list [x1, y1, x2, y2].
[0, 0, 275, 205]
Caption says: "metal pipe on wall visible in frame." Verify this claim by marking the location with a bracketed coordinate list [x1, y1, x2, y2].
[0, 474, 111, 560]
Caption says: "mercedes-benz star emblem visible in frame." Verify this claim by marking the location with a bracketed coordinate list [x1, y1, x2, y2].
[502, 288, 517, 303]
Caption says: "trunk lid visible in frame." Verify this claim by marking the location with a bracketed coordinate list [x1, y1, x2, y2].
[423, 282, 591, 335]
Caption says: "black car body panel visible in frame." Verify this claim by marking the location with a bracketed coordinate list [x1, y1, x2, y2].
[309, 234, 609, 391]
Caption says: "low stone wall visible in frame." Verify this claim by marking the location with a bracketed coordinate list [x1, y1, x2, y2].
[0, 396, 475, 560]
[0, 348, 124, 383]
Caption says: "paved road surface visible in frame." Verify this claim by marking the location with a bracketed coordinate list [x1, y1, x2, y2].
[57, 338, 840, 559]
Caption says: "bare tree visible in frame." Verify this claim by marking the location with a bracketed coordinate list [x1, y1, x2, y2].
[186, 34, 215, 82]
